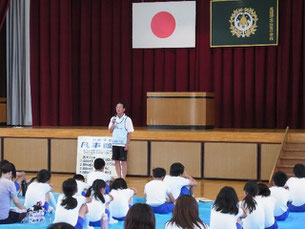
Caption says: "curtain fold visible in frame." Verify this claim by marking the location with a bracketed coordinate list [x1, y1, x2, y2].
[30, 0, 305, 128]
[6, 0, 32, 125]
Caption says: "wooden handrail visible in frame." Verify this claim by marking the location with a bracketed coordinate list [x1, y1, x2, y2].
[268, 126, 289, 184]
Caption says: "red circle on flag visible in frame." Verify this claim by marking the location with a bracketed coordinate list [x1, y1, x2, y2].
[151, 11, 176, 38]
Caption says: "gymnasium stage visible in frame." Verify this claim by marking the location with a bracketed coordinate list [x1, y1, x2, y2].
[1, 127, 304, 181]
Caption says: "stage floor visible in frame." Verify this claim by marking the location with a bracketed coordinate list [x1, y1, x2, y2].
[0, 126, 304, 143]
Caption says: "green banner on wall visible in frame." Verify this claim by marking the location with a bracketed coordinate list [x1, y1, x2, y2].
[210, 0, 278, 47]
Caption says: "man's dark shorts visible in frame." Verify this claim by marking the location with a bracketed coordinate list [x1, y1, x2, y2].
[112, 146, 128, 161]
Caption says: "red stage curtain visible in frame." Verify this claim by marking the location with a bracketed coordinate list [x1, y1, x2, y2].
[30, 0, 305, 128]
[0, 0, 10, 30]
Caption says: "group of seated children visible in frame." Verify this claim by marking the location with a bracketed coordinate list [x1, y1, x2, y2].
[209, 163, 305, 229]
[1, 158, 305, 229]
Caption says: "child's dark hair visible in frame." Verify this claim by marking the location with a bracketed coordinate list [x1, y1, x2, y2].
[168, 195, 208, 229]
[170, 162, 184, 176]
[47, 222, 75, 229]
[0, 162, 17, 179]
[243, 181, 258, 214]
[85, 179, 106, 203]
[293, 164, 305, 178]
[258, 183, 271, 197]
[125, 203, 155, 229]
[29, 169, 51, 184]
[152, 168, 166, 178]
[111, 178, 127, 190]
[0, 159, 9, 168]
[94, 158, 105, 170]
[213, 186, 239, 215]
[272, 171, 288, 187]
[61, 178, 78, 210]
[73, 174, 85, 182]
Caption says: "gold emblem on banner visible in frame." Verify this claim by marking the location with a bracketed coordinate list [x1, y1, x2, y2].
[229, 8, 258, 38]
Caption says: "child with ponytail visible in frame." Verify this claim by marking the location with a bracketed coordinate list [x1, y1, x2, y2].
[24, 169, 56, 211]
[53, 178, 89, 229]
[241, 181, 265, 229]
[84, 179, 113, 227]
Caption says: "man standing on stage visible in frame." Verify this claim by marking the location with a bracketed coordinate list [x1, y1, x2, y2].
[108, 102, 134, 179]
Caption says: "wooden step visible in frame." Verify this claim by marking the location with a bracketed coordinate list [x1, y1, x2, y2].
[283, 142, 305, 151]
[282, 151, 305, 158]
[275, 165, 294, 174]
[279, 157, 305, 166]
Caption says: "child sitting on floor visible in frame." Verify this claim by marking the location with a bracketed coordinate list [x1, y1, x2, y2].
[163, 162, 198, 200]
[86, 158, 113, 193]
[144, 167, 175, 214]
[210, 186, 246, 229]
[241, 181, 265, 229]
[258, 183, 278, 229]
[25, 169, 56, 211]
[53, 178, 90, 229]
[84, 179, 113, 228]
[0, 162, 27, 224]
[73, 174, 89, 196]
[285, 164, 305, 212]
[166, 195, 209, 229]
[109, 178, 136, 221]
[269, 171, 291, 221]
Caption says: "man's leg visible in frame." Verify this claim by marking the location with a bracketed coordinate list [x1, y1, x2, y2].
[121, 161, 127, 179]
[114, 160, 121, 178]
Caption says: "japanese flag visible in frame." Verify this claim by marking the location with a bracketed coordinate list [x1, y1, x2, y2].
[132, 1, 196, 48]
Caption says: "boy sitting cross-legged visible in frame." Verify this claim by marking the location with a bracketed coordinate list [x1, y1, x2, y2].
[144, 168, 175, 214]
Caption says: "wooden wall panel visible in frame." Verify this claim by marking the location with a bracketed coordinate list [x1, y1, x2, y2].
[127, 141, 148, 176]
[4, 138, 48, 171]
[151, 142, 201, 177]
[261, 144, 281, 180]
[51, 139, 77, 173]
[204, 143, 257, 179]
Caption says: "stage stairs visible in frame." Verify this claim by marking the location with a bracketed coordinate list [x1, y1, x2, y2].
[269, 127, 305, 183]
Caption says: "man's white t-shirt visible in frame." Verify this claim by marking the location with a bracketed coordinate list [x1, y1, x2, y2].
[24, 182, 51, 208]
[285, 177, 305, 206]
[269, 186, 291, 216]
[53, 194, 86, 226]
[209, 207, 243, 229]
[144, 180, 172, 206]
[86, 171, 112, 186]
[163, 175, 190, 200]
[108, 114, 134, 147]
[109, 189, 134, 218]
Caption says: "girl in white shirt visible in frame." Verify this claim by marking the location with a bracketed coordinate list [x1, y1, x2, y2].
[109, 178, 136, 221]
[241, 181, 265, 229]
[53, 178, 88, 229]
[166, 195, 209, 229]
[257, 183, 278, 229]
[25, 169, 56, 211]
[84, 179, 113, 227]
[286, 164, 305, 212]
[210, 186, 245, 229]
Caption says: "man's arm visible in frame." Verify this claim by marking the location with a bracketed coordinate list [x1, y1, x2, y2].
[108, 117, 115, 133]
[124, 132, 132, 150]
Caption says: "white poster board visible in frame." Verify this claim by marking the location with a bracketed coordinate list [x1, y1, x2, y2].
[76, 136, 116, 177]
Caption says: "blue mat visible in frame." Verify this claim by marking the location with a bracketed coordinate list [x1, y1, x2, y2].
[1, 194, 305, 229]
